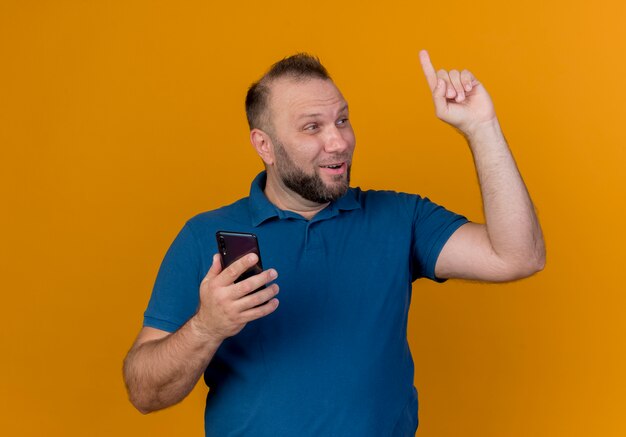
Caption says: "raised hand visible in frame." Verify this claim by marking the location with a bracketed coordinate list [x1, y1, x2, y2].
[419, 50, 497, 137]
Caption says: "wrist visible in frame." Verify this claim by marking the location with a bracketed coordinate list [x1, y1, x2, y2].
[188, 313, 224, 347]
[463, 118, 507, 152]
[463, 117, 501, 142]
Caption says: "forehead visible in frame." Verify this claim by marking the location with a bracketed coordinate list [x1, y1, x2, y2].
[267, 77, 347, 122]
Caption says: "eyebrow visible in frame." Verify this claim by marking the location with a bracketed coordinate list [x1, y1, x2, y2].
[296, 104, 349, 120]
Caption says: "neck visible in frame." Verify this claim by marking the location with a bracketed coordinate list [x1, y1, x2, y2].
[263, 171, 329, 220]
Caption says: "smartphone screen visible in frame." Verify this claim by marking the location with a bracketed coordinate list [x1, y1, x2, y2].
[215, 231, 264, 284]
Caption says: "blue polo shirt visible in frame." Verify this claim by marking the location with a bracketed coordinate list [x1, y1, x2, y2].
[144, 172, 468, 436]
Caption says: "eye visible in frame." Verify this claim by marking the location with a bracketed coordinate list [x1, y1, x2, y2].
[336, 118, 349, 126]
[303, 123, 319, 131]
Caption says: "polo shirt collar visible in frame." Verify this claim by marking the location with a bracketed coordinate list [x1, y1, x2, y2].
[249, 172, 280, 227]
[248, 171, 361, 227]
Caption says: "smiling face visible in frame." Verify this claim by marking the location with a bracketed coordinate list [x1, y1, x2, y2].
[258, 77, 356, 206]
[272, 133, 352, 204]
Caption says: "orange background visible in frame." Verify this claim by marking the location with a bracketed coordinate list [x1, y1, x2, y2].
[1, 1, 625, 436]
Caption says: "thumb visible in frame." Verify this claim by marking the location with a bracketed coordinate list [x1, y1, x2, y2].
[432, 78, 448, 113]
[204, 253, 223, 281]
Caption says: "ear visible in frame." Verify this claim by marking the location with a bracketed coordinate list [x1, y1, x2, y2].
[250, 128, 275, 165]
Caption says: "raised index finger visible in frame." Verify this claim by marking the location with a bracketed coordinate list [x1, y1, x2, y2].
[419, 49, 438, 92]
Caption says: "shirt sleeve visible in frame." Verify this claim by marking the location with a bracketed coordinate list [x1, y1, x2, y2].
[143, 223, 204, 332]
[410, 196, 468, 282]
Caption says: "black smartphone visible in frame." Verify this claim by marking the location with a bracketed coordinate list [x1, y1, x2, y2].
[215, 231, 264, 284]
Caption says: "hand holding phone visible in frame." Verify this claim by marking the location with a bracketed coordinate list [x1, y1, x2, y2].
[192, 231, 278, 341]
[216, 231, 264, 288]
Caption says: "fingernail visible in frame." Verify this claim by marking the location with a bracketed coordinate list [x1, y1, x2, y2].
[465, 84, 471, 91]
[248, 253, 258, 262]
[269, 269, 278, 279]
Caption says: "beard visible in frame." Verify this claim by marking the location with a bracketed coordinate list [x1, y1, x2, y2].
[272, 139, 351, 204]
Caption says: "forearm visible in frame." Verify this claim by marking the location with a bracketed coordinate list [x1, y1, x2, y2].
[123, 316, 222, 414]
[466, 119, 545, 273]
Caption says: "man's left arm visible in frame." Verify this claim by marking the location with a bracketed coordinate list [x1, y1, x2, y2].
[419, 50, 545, 282]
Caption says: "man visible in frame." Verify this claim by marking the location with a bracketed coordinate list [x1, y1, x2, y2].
[123, 50, 545, 436]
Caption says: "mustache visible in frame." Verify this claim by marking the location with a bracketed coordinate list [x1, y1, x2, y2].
[317, 154, 352, 166]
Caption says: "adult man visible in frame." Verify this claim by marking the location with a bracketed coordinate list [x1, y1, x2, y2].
[123, 51, 545, 436]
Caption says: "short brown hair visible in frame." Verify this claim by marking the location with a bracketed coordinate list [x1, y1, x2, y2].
[245, 53, 331, 131]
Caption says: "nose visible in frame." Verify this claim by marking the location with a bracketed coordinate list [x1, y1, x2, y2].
[324, 125, 353, 154]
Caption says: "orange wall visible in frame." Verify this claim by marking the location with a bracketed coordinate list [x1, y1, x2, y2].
[1, 1, 625, 436]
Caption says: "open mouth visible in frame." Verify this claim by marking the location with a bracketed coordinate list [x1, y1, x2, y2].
[319, 162, 347, 176]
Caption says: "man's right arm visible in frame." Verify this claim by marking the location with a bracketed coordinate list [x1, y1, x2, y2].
[123, 253, 280, 414]
[123, 323, 221, 414]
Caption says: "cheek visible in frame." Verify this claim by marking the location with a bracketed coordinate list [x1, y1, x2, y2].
[344, 128, 356, 149]
[294, 141, 325, 163]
